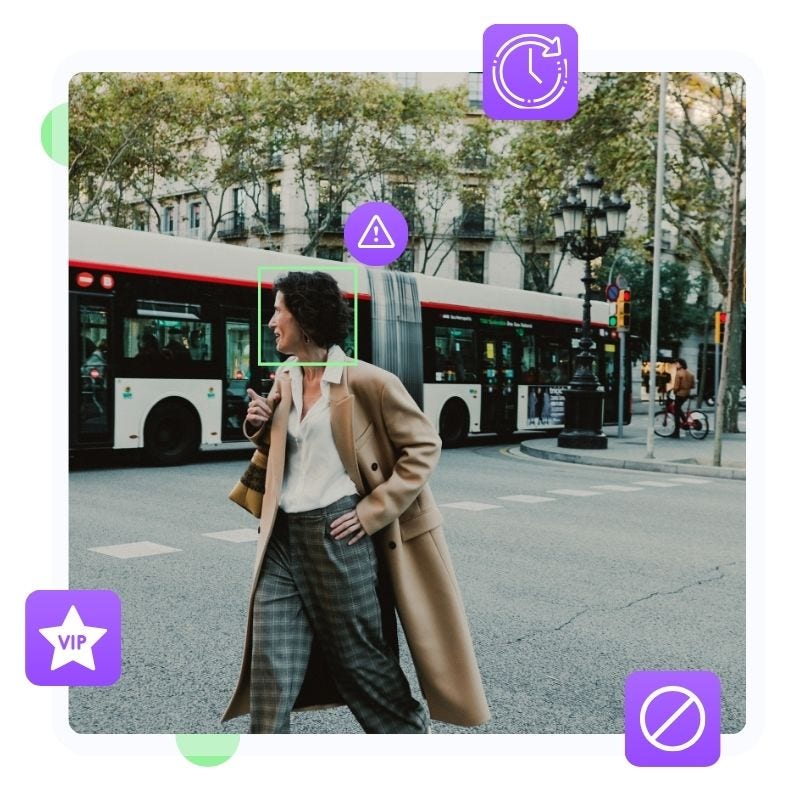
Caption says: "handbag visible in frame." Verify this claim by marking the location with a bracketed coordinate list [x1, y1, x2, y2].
[228, 447, 267, 518]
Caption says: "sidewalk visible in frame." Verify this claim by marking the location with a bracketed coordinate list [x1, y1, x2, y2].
[519, 403, 746, 480]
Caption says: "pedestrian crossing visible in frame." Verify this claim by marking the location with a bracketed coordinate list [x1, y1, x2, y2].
[84, 477, 715, 558]
[439, 476, 713, 513]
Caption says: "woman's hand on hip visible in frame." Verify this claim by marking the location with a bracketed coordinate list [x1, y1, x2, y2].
[246, 387, 280, 427]
[330, 510, 366, 545]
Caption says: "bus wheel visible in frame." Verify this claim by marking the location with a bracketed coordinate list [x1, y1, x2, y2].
[144, 399, 200, 465]
[440, 400, 469, 448]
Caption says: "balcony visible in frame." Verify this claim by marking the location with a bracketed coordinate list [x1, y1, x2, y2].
[455, 214, 495, 239]
[310, 208, 344, 234]
[217, 213, 249, 240]
[250, 212, 285, 235]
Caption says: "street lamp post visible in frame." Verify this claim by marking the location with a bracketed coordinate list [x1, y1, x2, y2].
[553, 165, 629, 449]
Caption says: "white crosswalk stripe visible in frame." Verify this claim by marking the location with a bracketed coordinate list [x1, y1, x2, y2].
[547, 489, 602, 497]
[89, 541, 182, 559]
[632, 480, 679, 488]
[590, 485, 643, 492]
[441, 501, 503, 511]
[203, 529, 259, 543]
[497, 495, 555, 504]
[664, 477, 713, 484]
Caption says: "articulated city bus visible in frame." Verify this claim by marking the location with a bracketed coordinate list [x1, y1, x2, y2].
[70, 221, 630, 463]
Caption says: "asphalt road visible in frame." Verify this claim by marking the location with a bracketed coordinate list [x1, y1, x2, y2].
[68, 444, 745, 735]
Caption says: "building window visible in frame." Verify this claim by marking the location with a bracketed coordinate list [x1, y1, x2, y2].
[267, 181, 281, 229]
[318, 180, 342, 230]
[459, 251, 485, 283]
[316, 245, 344, 261]
[467, 72, 483, 109]
[131, 209, 148, 231]
[395, 72, 417, 89]
[523, 252, 551, 292]
[161, 206, 175, 235]
[391, 183, 415, 232]
[189, 202, 202, 237]
[394, 248, 415, 273]
[460, 191, 486, 234]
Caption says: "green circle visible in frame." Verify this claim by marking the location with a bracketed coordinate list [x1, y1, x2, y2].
[41, 103, 68, 166]
[175, 734, 240, 767]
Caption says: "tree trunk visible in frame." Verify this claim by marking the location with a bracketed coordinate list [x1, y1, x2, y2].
[712, 103, 744, 463]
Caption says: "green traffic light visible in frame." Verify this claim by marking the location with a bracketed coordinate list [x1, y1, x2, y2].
[609, 315, 618, 327]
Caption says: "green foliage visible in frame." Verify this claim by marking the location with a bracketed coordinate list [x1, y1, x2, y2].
[499, 73, 658, 291]
[607, 247, 707, 354]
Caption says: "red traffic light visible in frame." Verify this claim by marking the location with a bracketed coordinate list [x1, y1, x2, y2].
[719, 311, 727, 322]
[621, 289, 631, 301]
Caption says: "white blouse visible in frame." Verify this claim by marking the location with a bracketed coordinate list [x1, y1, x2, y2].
[279, 345, 359, 513]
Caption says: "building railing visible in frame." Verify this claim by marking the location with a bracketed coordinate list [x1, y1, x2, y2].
[250, 212, 285, 235]
[309, 208, 344, 234]
[217, 212, 248, 239]
[455, 215, 495, 239]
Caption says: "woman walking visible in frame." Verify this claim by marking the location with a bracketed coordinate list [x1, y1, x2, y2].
[224, 270, 488, 733]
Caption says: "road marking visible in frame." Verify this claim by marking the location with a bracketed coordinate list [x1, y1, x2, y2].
[664, 477, 712, 484]
[89, 541, 182, 559]
[441, 501, 503, 511]
[633, 481, 679, 488]
[497, 495, 555, 504]
[203, 529, 259, 543]
[547, 489, 602, 497]
[591, 485, 643, 492]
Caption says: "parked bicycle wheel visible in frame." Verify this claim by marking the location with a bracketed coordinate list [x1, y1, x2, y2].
[654, 409, 677, 437]
[687, 410, 709, 440]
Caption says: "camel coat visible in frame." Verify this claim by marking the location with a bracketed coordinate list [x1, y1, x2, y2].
[222, 359, 490, 726]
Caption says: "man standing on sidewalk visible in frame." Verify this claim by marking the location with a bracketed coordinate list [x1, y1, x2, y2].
[671, 358, 695, 438]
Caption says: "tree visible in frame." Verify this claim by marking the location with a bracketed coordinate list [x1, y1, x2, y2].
[613, 247, 706, 355]
[69, 73, 189, 227]
[665, 73, 746, 433]
[499, 73, 658, 293]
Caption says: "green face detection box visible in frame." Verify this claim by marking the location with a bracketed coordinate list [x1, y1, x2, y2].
[257, 265, 359, 367]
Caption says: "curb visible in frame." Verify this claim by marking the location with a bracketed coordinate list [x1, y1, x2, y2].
[519, 440, 746, 481]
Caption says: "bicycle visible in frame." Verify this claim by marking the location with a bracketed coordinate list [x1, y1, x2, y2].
[653, 393, 709, 440]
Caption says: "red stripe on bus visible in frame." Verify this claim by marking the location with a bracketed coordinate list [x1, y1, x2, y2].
[421, 300, 597, 327]
[69, 260, 601, 326]
[68, 260, 368, 300]
[70, 260, 258, 287]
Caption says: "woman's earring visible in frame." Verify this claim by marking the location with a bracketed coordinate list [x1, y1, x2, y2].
[303, 334, 310, 343]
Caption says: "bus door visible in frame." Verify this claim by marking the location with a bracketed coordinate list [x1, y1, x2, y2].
[222, 313, 251, 441]
[71, 294, 113, 448]
[480, 335, 517, 432]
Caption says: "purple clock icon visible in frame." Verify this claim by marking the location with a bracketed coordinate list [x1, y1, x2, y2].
[483, 25, 579, 121]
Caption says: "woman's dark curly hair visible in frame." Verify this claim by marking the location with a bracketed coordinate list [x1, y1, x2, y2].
[274, 271, 350, 349]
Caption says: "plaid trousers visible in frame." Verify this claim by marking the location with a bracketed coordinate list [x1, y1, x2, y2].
[250, 494, 427, 733]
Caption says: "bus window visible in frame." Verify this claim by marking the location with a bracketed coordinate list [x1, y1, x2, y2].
[261, 320, 281, 367]
[123, 318, 213, 373]
[434, 326, 476, 382]
[519, 332, 537, 383]
[79, 304, 110, 436]
[539, 340, 571, 385]
[225, 319, 250, 436]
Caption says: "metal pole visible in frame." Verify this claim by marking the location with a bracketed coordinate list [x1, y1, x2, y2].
[647, 72, 668, 459]
[617, 330, 625, 439]
[714, 341, 720, 402]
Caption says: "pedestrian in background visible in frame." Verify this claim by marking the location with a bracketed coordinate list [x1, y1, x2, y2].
[671, 358, 696, 438]
[224, 270, 489, 734]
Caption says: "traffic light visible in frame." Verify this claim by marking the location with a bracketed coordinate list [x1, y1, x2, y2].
[616, 289, 631, 330]
[608, 303, 618, 328]
[714, 310, 727, 344]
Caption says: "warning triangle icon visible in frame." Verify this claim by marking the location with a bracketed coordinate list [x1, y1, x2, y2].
[357, 214, 395, 249]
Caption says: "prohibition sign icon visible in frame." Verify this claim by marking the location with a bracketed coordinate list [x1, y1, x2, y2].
[639, 685, 706, 752]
